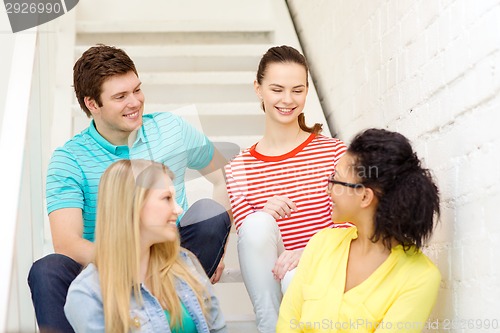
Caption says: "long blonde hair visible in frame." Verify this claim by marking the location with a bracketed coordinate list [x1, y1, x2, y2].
[94, 159, 208, 333]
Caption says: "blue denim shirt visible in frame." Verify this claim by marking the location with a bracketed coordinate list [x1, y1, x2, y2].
[64, 250, 227, 333]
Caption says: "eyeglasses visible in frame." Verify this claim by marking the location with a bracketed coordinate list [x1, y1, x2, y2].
[327, 172, 363, 191]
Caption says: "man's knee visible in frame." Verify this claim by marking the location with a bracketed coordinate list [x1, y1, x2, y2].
[28, 254, 81, 289]
[29, 254, 64, 282]
[181, 198, 230, 229]
[194, 212, 230, 239]
[190, 198, 226, 214]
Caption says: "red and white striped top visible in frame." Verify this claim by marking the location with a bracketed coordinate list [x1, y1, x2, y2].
[225, 133, 348, 250]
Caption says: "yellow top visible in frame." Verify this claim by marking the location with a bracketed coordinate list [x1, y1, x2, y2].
[277, 227, 441, 332]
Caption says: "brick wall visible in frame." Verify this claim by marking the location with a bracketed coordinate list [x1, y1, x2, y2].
[288, 0, 500, 331]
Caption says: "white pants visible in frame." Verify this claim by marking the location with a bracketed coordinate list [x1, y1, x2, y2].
[237, 212, 296, 333]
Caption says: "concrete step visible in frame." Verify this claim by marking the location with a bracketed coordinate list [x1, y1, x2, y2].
[140, 71, 255, 104]
[75, 44, 269, 72]
[75, 19, 274, 46]
[146, 103, 264, 137]
[214, 283, 255, 323]
[141, 71, 254, 85]
[146, 102, 262, 116]
[77, 31, 273, 46]
[76, 19, 274, 34]
[226, 321, 258, 333]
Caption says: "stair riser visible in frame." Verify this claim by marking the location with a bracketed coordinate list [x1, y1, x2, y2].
[178, 115, 264, 137]
[76, 31, 273, 46]
[133, 56, 260, 72]
[143, 84, 255, 104]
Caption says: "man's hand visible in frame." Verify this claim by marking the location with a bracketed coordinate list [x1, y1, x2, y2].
[272, 249, 304, 280]
[210, 260, 225, 284]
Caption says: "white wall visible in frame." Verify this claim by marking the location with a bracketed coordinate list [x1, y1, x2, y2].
[0, 9, 15, 129]
[288, 0, 500, 330]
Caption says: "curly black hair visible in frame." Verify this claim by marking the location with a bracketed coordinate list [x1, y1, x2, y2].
[348, 128, 440, 251]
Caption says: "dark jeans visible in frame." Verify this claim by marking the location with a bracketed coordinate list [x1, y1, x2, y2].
[28, 198, 231, 333]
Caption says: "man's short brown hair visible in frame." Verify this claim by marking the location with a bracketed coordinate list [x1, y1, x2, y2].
[73, 44, 138, 117]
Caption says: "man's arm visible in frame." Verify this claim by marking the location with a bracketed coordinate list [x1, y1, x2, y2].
[49, 208, 95, 266]
[198, 148, 233, 283]
[199, 147, 232, 217]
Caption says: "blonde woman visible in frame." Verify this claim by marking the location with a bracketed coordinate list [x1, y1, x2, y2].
[64, 160, 227, 333]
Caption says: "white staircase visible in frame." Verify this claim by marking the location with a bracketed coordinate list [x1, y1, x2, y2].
[64, 0, 332, 330]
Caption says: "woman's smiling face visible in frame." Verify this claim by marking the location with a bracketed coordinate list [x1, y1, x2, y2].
[255, 62, 308, 126]
[140, 174, 183, 247]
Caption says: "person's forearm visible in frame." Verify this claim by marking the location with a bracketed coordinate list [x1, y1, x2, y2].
[213, 182, 233, 220]
[55, 238, 95, 266]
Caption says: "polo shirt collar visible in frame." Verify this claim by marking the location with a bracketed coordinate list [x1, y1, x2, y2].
[136, 123, 147, 144]
[88, 120, 128, 155]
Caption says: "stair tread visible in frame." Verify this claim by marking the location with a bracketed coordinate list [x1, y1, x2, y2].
[146, 103, 262, 115]
[75, 44, 271, 58]
[140, 71, 255, 85]
[76, 19, 274, 33]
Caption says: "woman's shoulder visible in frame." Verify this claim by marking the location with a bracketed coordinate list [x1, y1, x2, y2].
[307, 226, 356, 250]
[309, 134, 347, 153]
[225, 147, 259, 174]
[314, 134, 346, 145]
[179, 249, 210, 278]
[73, 263, 99, 283]
[179, 248, 195, 262]
[67, 263, 102, 299]
[298, 227, 355, 275]
[395, 247, 442, 285]
[228, 147, 253, 162]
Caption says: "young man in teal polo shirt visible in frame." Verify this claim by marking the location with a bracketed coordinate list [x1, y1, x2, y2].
[28, 44, 232, 333]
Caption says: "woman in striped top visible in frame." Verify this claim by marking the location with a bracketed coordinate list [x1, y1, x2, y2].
[224, 45, 347, 333]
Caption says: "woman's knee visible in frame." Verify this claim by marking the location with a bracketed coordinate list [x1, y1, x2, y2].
[238, 212, 280, 247]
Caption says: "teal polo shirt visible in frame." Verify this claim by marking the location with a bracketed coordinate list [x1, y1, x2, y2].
[46, 112, 214, 241]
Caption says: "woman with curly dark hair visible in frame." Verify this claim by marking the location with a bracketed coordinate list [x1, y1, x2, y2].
[277, 129, 441, 333]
